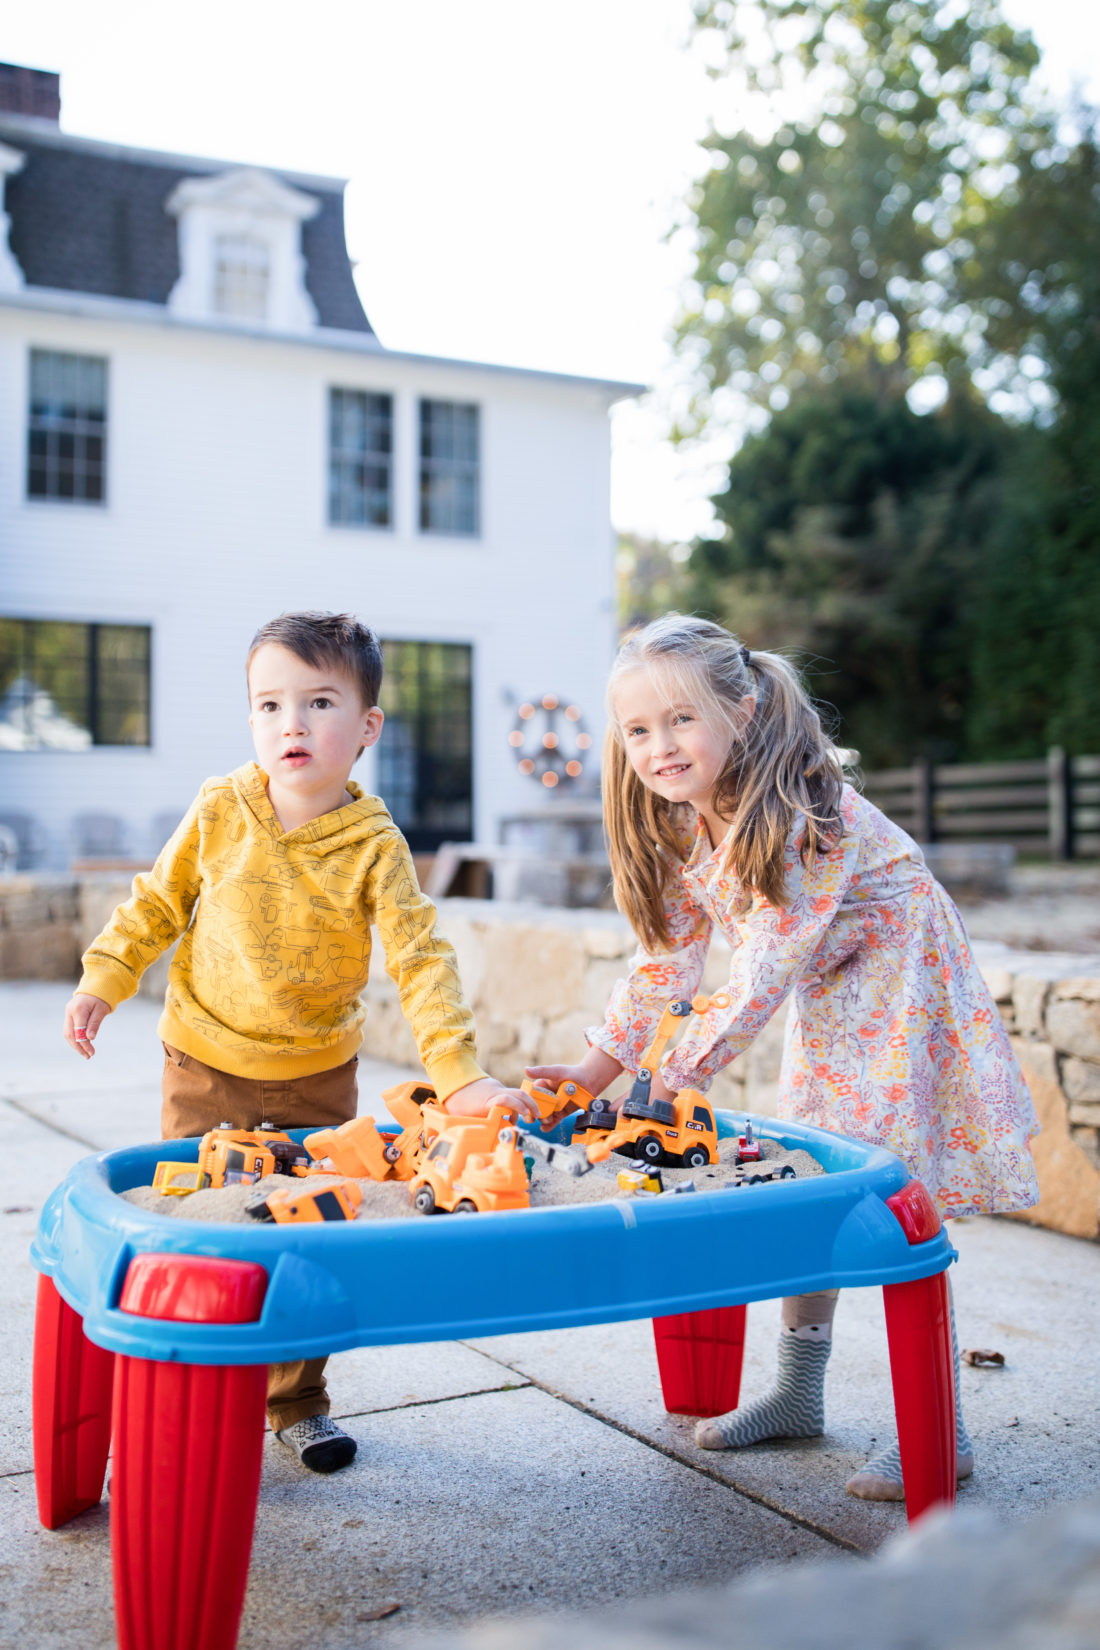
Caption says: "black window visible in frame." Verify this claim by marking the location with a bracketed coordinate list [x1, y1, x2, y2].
[693, 1106, 712, 1126]
[329, 388, 393, 527]
[27, 350, 107, 503]
[0, 619, 151, 748]
[419, 400, 479, 536]
[377, 641, 473, 851]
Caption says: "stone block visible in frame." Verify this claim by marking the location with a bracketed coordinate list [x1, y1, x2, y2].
[1, 891, 53, 929]
[47, 886, 80, 923]
[1062, 1057, 1100, 1104]
[1053, 976, 1100, 1002]
[78, 876, 136, 950]
[1009, 1038, 1100, 1241]
[979, 966, 1014, 1004]
[1068, 1101, 1100, 1128]
[1046, 997, 1100, 1063]
[582, 924, 632, 960]
[1070, 1126, 1100, 1168]
[537, 1010, 596, 1071]
[1012, 975, 1050, 1038]
[0, 924, 80, 981]
[480, 925, 586, 1022]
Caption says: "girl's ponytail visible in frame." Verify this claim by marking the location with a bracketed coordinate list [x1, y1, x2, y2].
[604, 616, 844, 948]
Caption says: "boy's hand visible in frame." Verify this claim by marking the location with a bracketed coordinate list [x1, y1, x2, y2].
[63, 993, 112, 1060]
[445, 1076, 538, 1123]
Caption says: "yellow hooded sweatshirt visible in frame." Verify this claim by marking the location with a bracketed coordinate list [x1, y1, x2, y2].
[77, 762, 486, 1095]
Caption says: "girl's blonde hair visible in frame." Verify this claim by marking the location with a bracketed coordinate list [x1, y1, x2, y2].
[604, 614, 844, 948]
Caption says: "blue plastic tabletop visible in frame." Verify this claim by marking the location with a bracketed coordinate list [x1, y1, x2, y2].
[31, 1110, 955, 1366]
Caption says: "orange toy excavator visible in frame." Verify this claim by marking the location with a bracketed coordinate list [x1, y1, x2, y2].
[578, 996, 721, 1170]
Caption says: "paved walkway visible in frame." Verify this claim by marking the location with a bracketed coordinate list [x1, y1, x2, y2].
[3, 982, 1098, 1648]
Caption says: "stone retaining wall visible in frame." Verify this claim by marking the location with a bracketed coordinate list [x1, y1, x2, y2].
[4, 877, 1098, 1239]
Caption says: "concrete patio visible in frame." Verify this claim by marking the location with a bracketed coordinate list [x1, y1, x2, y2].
[2, 981, 1098, 1649]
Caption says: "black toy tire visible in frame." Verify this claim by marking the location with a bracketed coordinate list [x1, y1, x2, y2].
[779, 1164, 796, 1179]
[683, 1146, 709, 1169]
[639, 1135, 663, 1163]
[453, 1198, 479, 1214]
[413, 1185, 436, 1214]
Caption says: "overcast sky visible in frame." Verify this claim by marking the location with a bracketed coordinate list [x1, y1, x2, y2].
[3, 0, 1096, 542]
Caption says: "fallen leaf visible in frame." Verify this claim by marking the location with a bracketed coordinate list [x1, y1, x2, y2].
[357, 1603, 401, 1622]
[962, 1348, 1005, 1367]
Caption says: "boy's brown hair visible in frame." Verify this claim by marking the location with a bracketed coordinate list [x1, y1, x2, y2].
[247, 611, 383, 710]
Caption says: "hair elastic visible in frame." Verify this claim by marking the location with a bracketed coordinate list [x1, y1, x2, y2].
[740, 645, 750, 666]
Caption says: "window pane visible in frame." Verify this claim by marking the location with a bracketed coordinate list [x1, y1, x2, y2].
[212, 235, 270, 321]
[419, 400, 479, 536]
[0, 619, 150, 748]
[27, 350, 108, 505]
[328, 388, 393, 527]
[377, 640, 473, 850]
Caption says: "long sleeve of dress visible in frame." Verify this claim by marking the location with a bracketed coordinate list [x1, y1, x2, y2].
[587, 877, 713, 1075]
[659, 830, 862, 1092]
[77, 794, 204, 1008]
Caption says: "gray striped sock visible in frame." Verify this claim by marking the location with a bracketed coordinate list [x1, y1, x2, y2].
[695, 1332, 829, 1449]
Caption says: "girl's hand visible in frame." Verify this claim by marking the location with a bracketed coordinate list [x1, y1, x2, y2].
[444, 1076, 538, 1123]
[63, 993, 111, 1060]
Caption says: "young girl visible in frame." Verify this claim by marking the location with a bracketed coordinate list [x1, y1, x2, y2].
[527, 614, 1039, 1501]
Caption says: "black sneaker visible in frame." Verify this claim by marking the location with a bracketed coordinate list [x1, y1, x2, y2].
[275, 1415, 357, 1473]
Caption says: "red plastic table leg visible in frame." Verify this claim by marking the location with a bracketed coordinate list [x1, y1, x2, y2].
[110, 1254, 269, 1650]
[652, 1304, 747, 1416]
[32, 1274, 115, 1528]
[882, 1271, 957, 1523]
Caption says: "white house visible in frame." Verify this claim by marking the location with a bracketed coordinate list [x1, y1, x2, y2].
[0, 64, 639, 872]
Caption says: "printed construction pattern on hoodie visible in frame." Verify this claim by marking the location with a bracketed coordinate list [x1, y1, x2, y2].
[77, 763, 483, 1090]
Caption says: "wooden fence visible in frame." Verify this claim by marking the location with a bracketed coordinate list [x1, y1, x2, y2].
[860, 748, 1100, 859]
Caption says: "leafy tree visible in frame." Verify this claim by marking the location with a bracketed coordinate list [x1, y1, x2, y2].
[616, 533, 691, 629]
[676, 0, 1055, 429]
[687, 386, 1026, 765]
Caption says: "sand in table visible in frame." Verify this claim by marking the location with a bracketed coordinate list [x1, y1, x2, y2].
[121, 1134, 822, 1224]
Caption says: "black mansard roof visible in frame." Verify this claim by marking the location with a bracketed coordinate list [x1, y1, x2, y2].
[0, 117, 373, 334]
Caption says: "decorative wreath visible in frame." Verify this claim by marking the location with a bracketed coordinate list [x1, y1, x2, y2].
[508, 694, 593, 788]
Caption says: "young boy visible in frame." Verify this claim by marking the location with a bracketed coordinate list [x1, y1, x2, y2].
[63, 610, 530, 1473]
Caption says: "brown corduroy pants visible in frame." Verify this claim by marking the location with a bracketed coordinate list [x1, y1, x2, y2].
[161, 1042, 359, 1431]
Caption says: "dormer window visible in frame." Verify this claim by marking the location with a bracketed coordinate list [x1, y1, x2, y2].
[213, 233, 270, 321]
[166, 167, 320, 332]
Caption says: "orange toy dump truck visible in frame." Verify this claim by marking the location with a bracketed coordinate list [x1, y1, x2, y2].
[574, 997, 721, 1170]
[409, 1105, 530, 1215]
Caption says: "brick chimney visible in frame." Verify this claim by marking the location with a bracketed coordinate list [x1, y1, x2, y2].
[0, 63, 61, 123]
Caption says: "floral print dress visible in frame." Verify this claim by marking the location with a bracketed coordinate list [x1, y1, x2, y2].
[589, 786, 1039, 1218]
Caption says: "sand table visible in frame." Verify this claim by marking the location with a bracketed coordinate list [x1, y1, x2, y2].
[121, 1133, 822, 1224]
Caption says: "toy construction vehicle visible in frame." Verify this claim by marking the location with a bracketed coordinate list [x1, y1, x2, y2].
[577, 997, 720, 1170]
[305, 1082, 438, 1183]
[520, 1076, 596, 1129]
[519, 1130, 592, 1179]
[246, 1178, 363, 1224]
[152, 1162, 211, 1196]
[409, 1105, 530, 1215]
[197, 1122, 315, 1188]
[725, 1163, 797, 1189]
[736, 1120, 762, 1164]
[154, 1121, 315, 1195]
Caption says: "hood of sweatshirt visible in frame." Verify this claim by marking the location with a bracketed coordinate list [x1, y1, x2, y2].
[231, 761, 396, 855]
